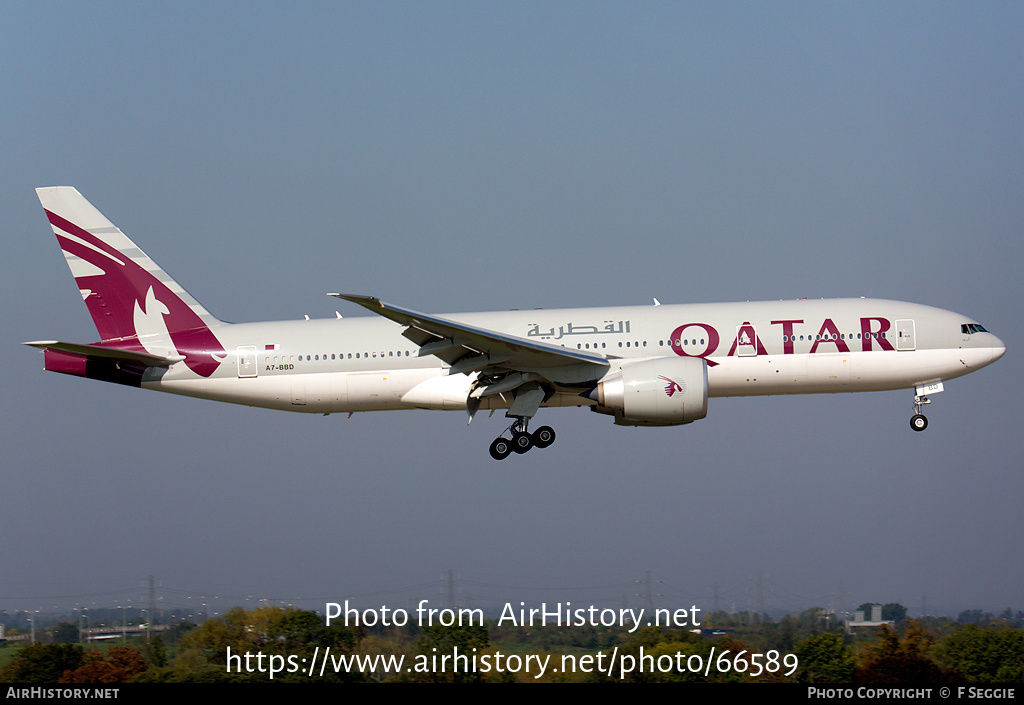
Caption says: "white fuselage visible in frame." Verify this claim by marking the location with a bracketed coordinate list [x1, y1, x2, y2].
[143, 297, 1005, 415]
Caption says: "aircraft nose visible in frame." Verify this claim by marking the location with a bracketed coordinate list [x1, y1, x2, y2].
[992, 336, 1007, 362]
[985, 333, 1007, 365]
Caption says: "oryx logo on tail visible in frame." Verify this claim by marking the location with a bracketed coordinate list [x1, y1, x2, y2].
[38, 187, 226, 378]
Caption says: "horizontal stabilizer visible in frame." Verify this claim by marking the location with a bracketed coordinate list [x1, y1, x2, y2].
[23, 340, 184, 367]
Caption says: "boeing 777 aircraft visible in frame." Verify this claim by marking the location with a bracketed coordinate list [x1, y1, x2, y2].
[26, 187, 1006, 459]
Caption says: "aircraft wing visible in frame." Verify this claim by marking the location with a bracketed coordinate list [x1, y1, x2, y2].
[329, 294, 610, 379]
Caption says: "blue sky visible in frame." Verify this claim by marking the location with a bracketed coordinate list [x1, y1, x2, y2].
[2, 2, 1021, 620]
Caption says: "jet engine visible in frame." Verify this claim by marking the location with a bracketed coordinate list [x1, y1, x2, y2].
[588, 357, 708, 426]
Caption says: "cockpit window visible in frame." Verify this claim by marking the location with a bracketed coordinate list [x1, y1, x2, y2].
[962, 323, 989, 334]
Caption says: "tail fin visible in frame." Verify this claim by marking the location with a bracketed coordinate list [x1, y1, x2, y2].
[36, 187, 226, 377]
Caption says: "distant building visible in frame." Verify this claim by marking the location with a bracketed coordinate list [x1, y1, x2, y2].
[845, 604, 894, 634]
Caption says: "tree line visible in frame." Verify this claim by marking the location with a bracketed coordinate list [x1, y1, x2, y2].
[1, 604, 1022, 683]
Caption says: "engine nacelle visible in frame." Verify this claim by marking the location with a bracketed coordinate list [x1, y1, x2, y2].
[590, 357, 708, 426]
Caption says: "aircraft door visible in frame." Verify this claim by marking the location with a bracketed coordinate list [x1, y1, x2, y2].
[237, 346, 258, 377]
[896, 319, 916, 351]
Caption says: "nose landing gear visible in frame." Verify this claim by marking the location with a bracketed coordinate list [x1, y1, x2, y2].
[910, 392, 931, 432]
[907, 382, 944, 432]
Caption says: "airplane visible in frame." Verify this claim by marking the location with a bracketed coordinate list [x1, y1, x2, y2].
[25, 187, 1006, 460]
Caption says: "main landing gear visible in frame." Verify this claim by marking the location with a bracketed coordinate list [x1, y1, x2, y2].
[910, 393, 930, 432]
[489, 418, 556, 460]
